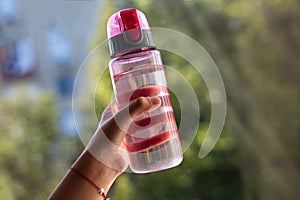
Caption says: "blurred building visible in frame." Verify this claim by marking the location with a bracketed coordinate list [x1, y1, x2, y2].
[0, 0, 101, 136]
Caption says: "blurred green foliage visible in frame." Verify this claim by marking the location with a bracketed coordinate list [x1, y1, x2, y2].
[95, 0, 300, 199]
[0, 90, 58, 199]
[1, 0, 300, 199]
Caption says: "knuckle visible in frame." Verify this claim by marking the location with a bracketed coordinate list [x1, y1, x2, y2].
[135, 97, 151, 108]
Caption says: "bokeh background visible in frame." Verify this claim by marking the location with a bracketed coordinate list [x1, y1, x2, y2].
[1, 0, 300, 199]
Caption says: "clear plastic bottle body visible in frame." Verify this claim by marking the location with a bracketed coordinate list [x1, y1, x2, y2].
[109, 50, 183, 173]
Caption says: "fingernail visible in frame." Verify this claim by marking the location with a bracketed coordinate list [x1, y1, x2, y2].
[150, 97, 161, 106]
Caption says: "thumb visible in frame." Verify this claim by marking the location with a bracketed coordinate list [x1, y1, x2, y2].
[128, 96, 161, 121]
[102, 96, 161, 145]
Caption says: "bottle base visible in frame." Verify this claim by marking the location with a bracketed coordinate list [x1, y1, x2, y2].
[130, 156, 183, 174]
[128, 137, 183, 174]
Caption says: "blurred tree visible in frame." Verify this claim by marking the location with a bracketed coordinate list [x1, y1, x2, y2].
[222, 0, 300, 199]
[93, 0, 300, 199]
[91, 1, 242, 200]
[0, 90, 60, 200]
[2, 0, 299, 199]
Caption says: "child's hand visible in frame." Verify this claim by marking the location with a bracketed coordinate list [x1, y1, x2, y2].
[87, 96, 161, 173]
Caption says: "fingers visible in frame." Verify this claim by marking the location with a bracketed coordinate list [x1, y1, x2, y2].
[129, 96, 161, 119]
[86, 97, 161, 172]
[102, 96, 161, 145]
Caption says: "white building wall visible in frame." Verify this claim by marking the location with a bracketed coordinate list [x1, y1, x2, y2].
[0, 0, 103, 136]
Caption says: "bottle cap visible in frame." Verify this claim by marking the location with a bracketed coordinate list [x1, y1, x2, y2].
[107, 8, 156, 58]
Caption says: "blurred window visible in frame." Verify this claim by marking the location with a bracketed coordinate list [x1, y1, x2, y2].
[59, 110, 77, 137]
[0, 37, 37, 79]
[0, 0, 17, 24]
[57, 75, 74, 97]
[46, 26, 72, 66]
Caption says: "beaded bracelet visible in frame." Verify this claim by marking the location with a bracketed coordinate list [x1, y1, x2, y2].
[70, 167, 110, 200]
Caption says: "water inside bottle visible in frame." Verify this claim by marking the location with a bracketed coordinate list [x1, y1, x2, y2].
[113, 65, 182, 173]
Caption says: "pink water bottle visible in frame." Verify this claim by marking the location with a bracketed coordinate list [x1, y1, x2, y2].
[107, 8, 182, 173]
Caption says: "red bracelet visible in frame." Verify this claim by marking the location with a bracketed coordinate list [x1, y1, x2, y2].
[70, 167, 110, 200]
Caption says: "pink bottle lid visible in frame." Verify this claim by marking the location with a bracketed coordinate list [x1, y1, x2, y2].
[107, 8, 150, 39]
[107, 8, 155, 58]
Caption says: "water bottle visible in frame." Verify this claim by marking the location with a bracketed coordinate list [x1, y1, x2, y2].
[107, 8, 182, 173]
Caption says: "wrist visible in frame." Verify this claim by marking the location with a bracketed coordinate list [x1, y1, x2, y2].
[73, 150, 121, 192]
